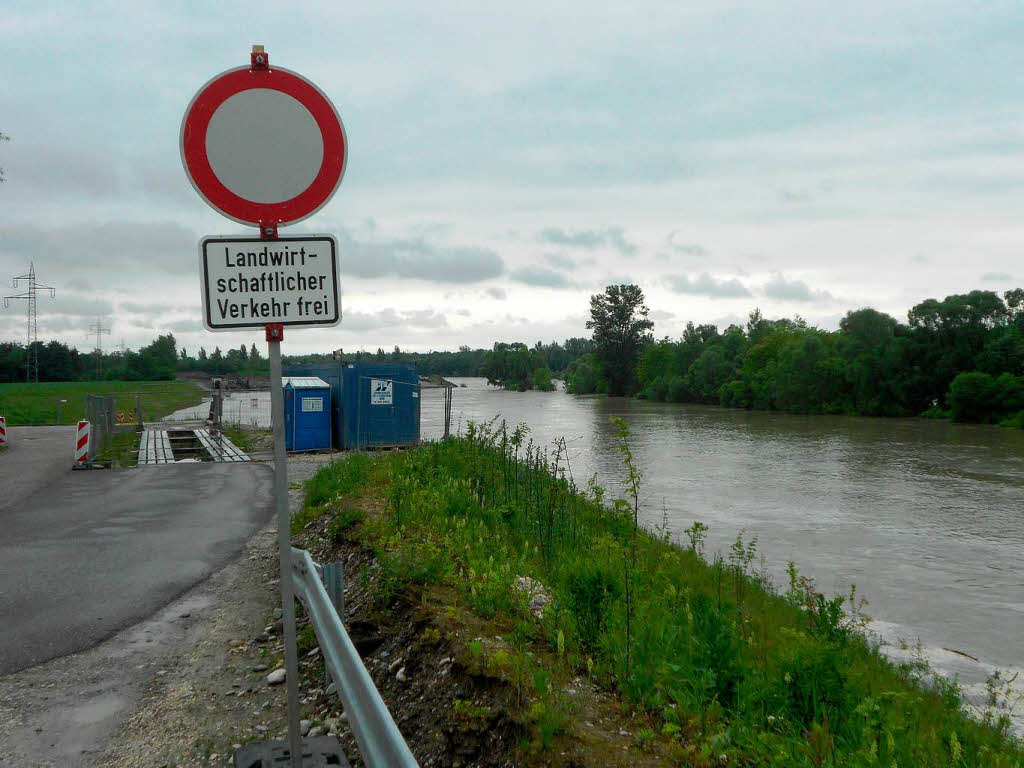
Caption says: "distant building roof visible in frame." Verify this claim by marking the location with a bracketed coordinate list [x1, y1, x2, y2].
[282, 376, 330, 389]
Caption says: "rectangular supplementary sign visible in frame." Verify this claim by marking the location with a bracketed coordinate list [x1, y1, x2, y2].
[199, 235, 340, 330]
[370, 379, 393, 405]
[301, 397, 323, 412]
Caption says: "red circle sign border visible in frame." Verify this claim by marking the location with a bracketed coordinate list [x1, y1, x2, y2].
[180, 65, 347, 227]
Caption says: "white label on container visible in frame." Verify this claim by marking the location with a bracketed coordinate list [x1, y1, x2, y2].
[301, 397, 324, 412]
[370, 379, 393, 405]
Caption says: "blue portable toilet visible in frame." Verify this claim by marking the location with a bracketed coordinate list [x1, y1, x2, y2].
[283, 377, 332, 452]
[341, 364, 419, 449]
[282, 363, 344, 449]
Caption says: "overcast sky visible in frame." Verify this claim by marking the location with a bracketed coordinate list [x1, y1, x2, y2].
[3, 1, 1024, 355]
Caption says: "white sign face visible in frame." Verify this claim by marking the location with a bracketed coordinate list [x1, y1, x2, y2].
[301, 396, 324, 412]
[200, 235, 340, 330]
[370, 379, 393, 405]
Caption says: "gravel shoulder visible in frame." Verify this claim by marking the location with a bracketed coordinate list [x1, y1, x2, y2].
[0, 453, 333, 768]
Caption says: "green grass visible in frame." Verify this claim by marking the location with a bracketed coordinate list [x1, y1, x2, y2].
[0, 380, 205, 426]
[304, 422, 1024, 766]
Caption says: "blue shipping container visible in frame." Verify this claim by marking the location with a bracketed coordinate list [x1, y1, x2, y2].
[342, 364, 419, 449]
[282, 363, 344, 448]
[283, 377, 332, 451]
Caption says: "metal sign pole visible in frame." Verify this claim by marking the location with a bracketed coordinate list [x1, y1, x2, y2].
[267, 323, 303, 767]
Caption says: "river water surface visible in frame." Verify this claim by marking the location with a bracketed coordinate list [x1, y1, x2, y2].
[420, 377, 1024, 722]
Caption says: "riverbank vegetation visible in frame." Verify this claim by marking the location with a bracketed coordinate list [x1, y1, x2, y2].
[566, 284, 1024, 425]
[300, 425, 1022, 765]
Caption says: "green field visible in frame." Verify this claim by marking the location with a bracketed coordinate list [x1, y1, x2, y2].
[0, 381, 206, 426]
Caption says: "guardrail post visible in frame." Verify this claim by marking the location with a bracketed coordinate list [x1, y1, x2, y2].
[321, 562, 344, 620]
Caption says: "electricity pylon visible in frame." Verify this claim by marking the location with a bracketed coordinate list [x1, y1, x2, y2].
[3, 262, 56, 383]
[88, 318, 111, 381]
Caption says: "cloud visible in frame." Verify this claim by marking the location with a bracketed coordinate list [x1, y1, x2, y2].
[982, 272, 1013, 282]
[0, 220, 199, 278]
[509, 265, 574, 289]
[38, 293, 115, 317]
[665, 232, 709, 258]
[537, 227, 636, 256]
[121, 301, 179, 315]
[761, 274, 833, 302]
[666, 272, 751, 298]
[485, 286, 507, 300]
[338, 231, 504, 284]
[650, 309, 676, 324]
[339, 308, 449, 332]
[544, 252, 575, 270]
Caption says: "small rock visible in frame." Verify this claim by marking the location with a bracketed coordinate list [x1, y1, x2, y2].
[619, 730, 629, 736]
[388, 658, 403, 672]
[180, 612, 191, 618]
[232, 744, 242, 750]
[396, 667, 407, 682]
[253, 664, 268, 672]
[325, 717, 339, 731]
[255, 725, 268, 733]
[380, 650, 390, 658]
[306, 647, 320, 658]
[266, 669, 286, 685]
[300, 719, 312, 736]
[156, 670, 167, 676]
[229, 639, 244, 648]
[308, 726, 324, 737]
[326, 683, 337, 696]
[273, 609, 283, 619]
[439, 657, 451, 666]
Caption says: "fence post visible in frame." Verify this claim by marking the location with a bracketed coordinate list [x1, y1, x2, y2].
[321, 562, 344, 620]
[135, 395, 143, 426]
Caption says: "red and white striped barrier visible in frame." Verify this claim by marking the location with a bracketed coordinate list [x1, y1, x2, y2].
[0, 416, 6, 446]
[75, 420, 91, 465]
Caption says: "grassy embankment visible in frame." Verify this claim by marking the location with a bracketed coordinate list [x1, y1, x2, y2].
[296, 421, 1023, 766]
[0, 381, 206, 465]
[0, 380, 205, 426]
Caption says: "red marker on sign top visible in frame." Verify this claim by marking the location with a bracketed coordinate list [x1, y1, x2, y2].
[180, 55, 347, 227]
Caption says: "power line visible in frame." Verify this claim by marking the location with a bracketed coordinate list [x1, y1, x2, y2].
[88, 317, 111, 381]
[3, 262, 56, 383]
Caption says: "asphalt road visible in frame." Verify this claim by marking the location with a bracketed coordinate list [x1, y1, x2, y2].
[0, 426, 274, 675]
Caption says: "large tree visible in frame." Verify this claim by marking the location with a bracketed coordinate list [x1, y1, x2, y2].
[586, 284, 654, 396]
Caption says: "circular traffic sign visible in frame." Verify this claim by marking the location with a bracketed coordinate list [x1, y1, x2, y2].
[180, 65, 347, 227]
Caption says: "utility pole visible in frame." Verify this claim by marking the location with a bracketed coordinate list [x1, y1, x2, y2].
[3, 262, 56, 383]
[88, 318, 111, 381]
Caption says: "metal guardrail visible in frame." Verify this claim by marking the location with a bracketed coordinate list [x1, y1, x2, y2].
[290, 547, 419, 768]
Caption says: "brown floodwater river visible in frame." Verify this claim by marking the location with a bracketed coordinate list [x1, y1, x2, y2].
[421, 377, 1024, 723]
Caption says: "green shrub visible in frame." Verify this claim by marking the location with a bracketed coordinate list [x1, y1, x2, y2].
[565, 561, 621, 649]
[949, 371, 998, 422]
[326, 506, 364, 544]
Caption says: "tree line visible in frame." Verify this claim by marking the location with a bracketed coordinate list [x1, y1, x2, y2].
[566, 284, 1024, 424]
[0, 334, 595, 387]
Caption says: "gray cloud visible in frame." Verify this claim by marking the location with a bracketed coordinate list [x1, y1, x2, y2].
[0, 220, 199, 278]
[650, 309, 676, 324]
[485, 286, 507, 300]
[667, 272, 751, 298]
[982, 272, 1013, 282]
[665, 233, 709, 258]
[338, 230, 504, 284]
[340, 308, 449, 332]
[537, 227, 636, 256]
[544, 252, 575, 270]
[762, 274, 833, 302]
[121, 301, 179, 314]
[38, 294, 115, 317]
[509, 265, 574, 289]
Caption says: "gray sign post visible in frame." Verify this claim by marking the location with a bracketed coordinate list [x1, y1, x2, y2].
[181, 45, 347, 768]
